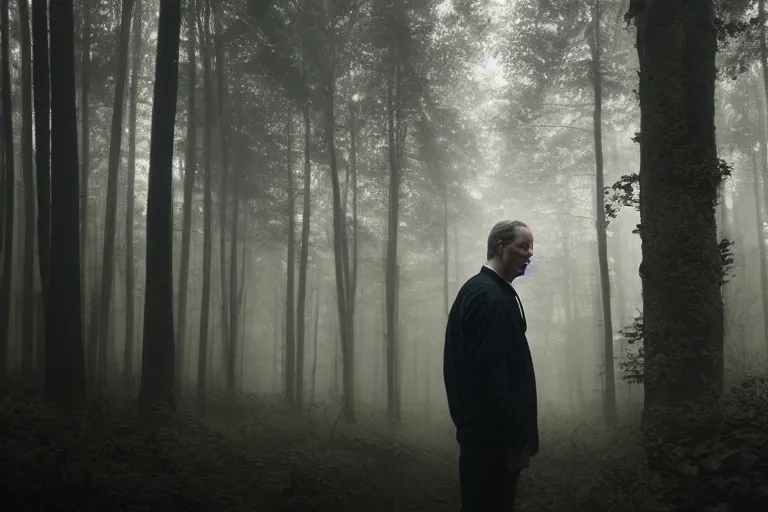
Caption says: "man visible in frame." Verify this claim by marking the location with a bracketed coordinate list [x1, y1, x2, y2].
[443, 220, 539, 511]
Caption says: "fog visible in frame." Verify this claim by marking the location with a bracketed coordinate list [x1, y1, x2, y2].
[1, 1, 767, 510]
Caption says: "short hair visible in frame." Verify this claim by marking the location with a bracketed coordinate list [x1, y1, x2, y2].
[486, 220, 528, 259]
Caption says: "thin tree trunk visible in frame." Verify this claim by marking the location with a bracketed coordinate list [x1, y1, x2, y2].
[348, 99, 358, 356]
[17, 0, 36, 376]
[96, 0, 135, 384]
[32, 0, 50, 309]
[385, 50, 405, 423]
[442, 188, 449, 317]
[80, 0, 91, 347]
[325, 86, 354, 423]
[125, 0, 143, 388]
[46, 0, 86, 400]
[176, 0, 197, 394]
[0, 0, 15, 377]
[311, 287, 320, 405]
[589, 0, 616, 427]
[196, 0, 213, 410]
[214, 0, 229, 365]
[295, 106, 311, 406]
[285, 116, 296, 404]
[227, 176, 239, 396]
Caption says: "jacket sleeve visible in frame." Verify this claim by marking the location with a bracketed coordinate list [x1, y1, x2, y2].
[474, 298, 524, 453]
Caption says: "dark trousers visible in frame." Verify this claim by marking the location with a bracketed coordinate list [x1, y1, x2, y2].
[458, 443, 522, 511]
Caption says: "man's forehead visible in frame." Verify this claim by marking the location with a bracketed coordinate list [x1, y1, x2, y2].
[514, 226, 533, 240]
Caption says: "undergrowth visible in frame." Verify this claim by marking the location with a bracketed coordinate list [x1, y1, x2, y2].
[0, 380, 763, 511]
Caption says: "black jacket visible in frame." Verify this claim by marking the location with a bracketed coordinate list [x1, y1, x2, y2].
[443, 266, 539, 455]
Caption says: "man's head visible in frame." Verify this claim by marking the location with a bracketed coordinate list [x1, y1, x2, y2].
[486, 220, 534, 282]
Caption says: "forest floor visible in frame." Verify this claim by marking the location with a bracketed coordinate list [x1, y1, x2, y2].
[0, 383, 764, 512]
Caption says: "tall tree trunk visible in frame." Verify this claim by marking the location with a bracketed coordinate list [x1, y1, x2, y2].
[759, 0, 768, 154]
[442, 188, 449, 317]
[137, 0, 182, 413]
[97, 0, 135, 383]
[227, 177, 239, 396]
[589, 0, 616, 427]
[125, 0, 143, 387]
[385, 51, 405, 423]
[214, 0, 229, 363]
[324, 86, 354, 422]
[348, 99, 358, 357]
[196, 0, 213, 410]
[310, 287, 320, 405]
[17, 0, 36, 376]
[750, 147, 768, 355]
[46, 0, 86, 400]
[177, 0, 197, 393]
[285, 116, 296, 404]
[295, 105, 311, 406]
[633, 0, 723, 412]
[32, 0, 50, 309]
[80, 0, 91, 346]
[0, 0, 15, 377]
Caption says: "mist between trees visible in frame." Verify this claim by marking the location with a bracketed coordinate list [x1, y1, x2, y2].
[0, 1, 767, 511]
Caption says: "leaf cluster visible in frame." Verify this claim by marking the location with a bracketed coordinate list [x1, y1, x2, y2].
[641, 375, 768, 510]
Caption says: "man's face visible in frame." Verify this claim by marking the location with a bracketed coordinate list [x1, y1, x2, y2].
[499, 227, 534, 280]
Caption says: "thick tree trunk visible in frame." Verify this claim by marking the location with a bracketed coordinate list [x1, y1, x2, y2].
[0, 0, 15, 377]
[634, 0, 724, 410]
[32, 0, 50, 309]
[196, 0, 213, 411]
[137, 0, 182, 413]
[97, 0, 135, 383]
[125, 0, 143, 388]
[295, 106, 311, 406]
[46, 0, 86, 400]
[177, 0, 197, 394]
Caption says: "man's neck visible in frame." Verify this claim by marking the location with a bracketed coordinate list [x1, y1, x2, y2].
[484, 260, 513, 284]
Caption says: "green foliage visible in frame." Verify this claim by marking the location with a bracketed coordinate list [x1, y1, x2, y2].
[618, 238, 733, 385]
[642, 376, 768, 510]
[604, 172, 639, 225]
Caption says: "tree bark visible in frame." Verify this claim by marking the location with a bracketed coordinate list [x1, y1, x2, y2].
[385, 48, 405, 423]
[589, 0, 617, 427]
[295, 105, 311, 406]
[196, 0, 213, 411]
[285, 116, 296, 404]
[0, 0, 15, 377]
[46, 0, 86, 400]
[97, 0, 135, 383]
[125, 0, 143, 388]
[138, 0, 182, 413]
[17, 0, 36, 376]
[633, 0, 724, 411]
[80, 0, 91, 351]
[214, 0, 229, 370]
[32, 0, 50, 309]
[176, 0, 197, 394]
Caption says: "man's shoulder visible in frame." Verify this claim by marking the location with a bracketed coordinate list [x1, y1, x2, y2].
[458, 271, 504, 303]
